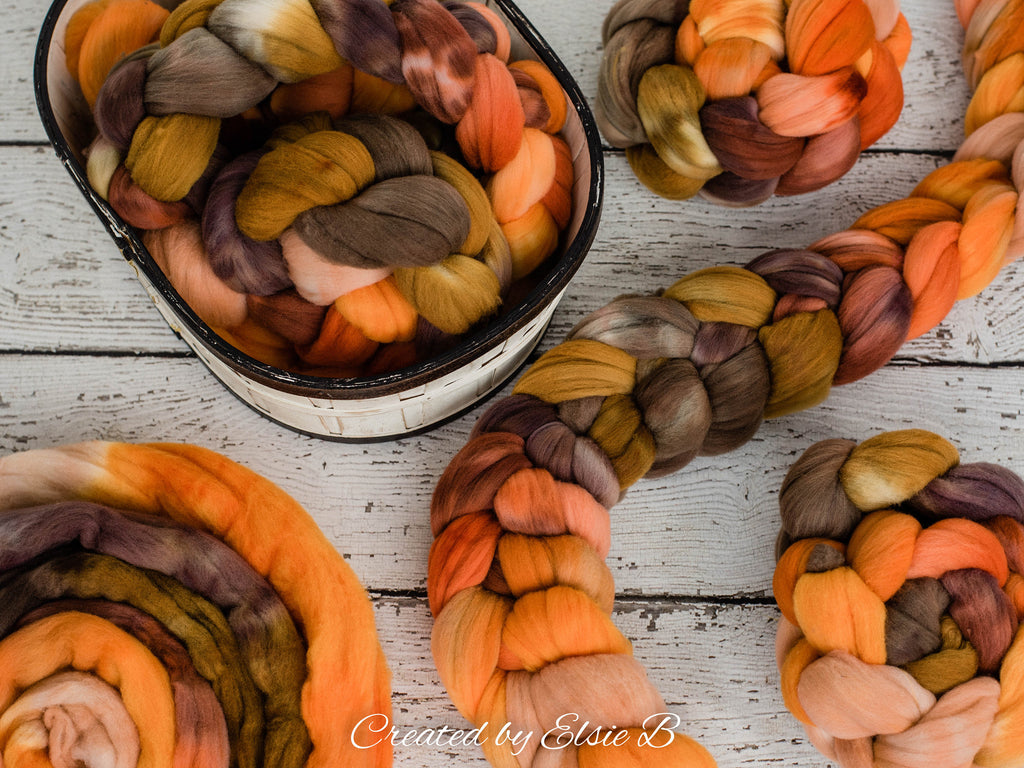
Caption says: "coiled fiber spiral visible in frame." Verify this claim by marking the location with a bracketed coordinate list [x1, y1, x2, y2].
[597, 0, 912, 204]
[774, 429, 1024, 768]
[68, 0, 574, 375]
[429, 1, 1024, 765]
[0, 441, 391, 768]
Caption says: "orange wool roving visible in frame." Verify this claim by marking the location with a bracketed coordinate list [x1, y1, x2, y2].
[429, 1, 1024, 765]
[429, 427, 717, 767]
[597, 0, 911, 204]
[0, 441, 392, 768]
[774, 430, 1024, 768]
[68, 0, 577, 377]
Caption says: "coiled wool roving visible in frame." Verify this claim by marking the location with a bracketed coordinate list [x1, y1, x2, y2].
[0, 442, 392, 768]
[774, 430, 1024, 768]
[67, 0, 575, 376]
[597, 0, 911, 204]
[429, 1, 1024, 765]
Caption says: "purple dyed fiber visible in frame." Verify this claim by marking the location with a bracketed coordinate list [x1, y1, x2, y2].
[203, 151, 291, 295]
[690, 321, 757, 367]
[310, 0, 404, 83]
[942, 567, 1018, 673]
[910, 462, 1024, 523]
[471, 393, 621, 508]
[443, 1, 498, 54]
[746, 249, 844, 307]
[94, 57, 148, 151]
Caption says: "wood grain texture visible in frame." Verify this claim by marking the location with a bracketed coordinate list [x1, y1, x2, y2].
[5, 146, 1024, 363]
[8, 0, 970, 149]
[373, 598, 807, 767]
[2, 354, 1021, 597]
[2, 3, 44, 143]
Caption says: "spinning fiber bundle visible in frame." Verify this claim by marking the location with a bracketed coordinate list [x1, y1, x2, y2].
[67, 0, 575, 376]
[774, 429, 1024, 768]
[429, 0, 1024, 764]
[0, 441, 391, 768]
[597, 0, 911, 203]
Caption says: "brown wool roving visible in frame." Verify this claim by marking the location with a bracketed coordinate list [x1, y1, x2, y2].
[68, 0, 576, 376]
[597, 0, 911, 204]
[774, 430, 1024, 768]
[429, 1, 1024, 765]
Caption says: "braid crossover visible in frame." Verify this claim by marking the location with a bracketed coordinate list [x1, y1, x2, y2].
[775, 429, 1024, 768]
[429, 1, 1024, 765]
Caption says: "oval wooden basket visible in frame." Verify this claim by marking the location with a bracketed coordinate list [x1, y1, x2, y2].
[34, 0, 603, 439]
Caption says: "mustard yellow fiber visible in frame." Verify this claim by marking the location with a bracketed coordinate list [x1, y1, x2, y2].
[839, 430, 960, 510]
[160, 0, 221, 45]
[758, 309, 842, 419]
[663, 267, 777, 327]
[514, 340, 638, 403]
[235, 132, 375, 241]
[430, 151, 493, 256]
[124, 114, 219, 202]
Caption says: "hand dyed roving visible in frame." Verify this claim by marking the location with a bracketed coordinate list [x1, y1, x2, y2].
[597, 0, 911, 203]
[68, 0, 574, 376]
[19, 599, 232, 768]
[0, 670, 144, 768]
[774, 429, 1024, 768]
[0, 611, 179, 768]
[0, 441, 391, 768]
[429, 1, 1024, 765]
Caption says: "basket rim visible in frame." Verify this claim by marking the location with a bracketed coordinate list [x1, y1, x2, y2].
[33, 0, 604, 400]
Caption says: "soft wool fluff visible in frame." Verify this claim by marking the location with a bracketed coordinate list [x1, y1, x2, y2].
[429, 1, 1024, 764]
[0, 442, 392, 768]
[0, 611, 178, 768]
[0, 501, 311, 768]
[773, 430, 1024, 768]
[597, 0, 911, 203]
[429, 408, 717, 767]
[21, 599, 231, 768]
[0, 670, 143, 768]
[69, 0, 576, 377]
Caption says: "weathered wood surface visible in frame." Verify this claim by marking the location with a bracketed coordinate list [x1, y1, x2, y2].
[373, 598, 801, 766]
[2, 1, 1023, 767]
[6, 0, 970, 149]
[6, 147, 1024, 363]
[3, 353, 1022, 597]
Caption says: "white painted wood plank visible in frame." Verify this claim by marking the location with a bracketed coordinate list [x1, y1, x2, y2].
[0, 145, 182, 352]
[2, 354, 1022, 597]
[9, 0, 970, 151]
[2, 1, 45, 143]
[5, 146, 1024, 364]
[375, 597, 829, 767]
[0, 356, 1008, 768]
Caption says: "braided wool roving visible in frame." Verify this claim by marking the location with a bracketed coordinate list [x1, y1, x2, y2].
[0, 442, 391, 768]
[597, 0, 912, 204]
[429, 1, 1024, 765]
[774, 429, 1024, 768]
[67, 0, 575, 376]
